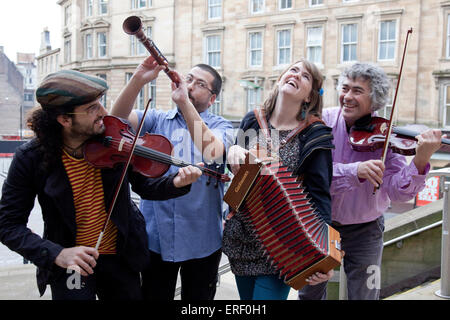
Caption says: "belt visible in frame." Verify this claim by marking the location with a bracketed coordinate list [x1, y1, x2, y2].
[332, 221, 344, 227]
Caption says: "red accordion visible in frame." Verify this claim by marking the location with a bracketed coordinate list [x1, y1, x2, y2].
[224, 156, 342, 290]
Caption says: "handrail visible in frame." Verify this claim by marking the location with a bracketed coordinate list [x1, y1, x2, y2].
[383, 220, 442, 247]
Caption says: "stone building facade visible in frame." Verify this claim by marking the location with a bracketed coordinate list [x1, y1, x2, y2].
[0, 48, 23, 137]
[43, 1, 450, 130]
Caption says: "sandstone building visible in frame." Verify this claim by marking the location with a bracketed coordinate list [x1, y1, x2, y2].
[36, 0, 450, 166]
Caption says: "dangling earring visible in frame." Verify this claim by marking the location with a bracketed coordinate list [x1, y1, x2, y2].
[300, 101, 309, 120]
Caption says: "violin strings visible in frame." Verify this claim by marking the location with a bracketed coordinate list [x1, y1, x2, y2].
[104, 137, 222, 178]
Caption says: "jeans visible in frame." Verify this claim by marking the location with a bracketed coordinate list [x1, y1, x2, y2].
[235, 274, 291, 300]
[298, 216, 385, 300]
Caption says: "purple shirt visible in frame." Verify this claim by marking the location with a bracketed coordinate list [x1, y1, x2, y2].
[323, 107, 429, 225]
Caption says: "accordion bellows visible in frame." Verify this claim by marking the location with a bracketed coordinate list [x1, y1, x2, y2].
[224, 158, 342, 290]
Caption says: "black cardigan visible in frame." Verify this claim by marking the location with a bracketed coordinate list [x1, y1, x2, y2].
[237, 111, 334, 224]
[0, 139, 190, 296]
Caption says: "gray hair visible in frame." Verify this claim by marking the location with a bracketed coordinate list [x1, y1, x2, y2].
[337, 62, 390, 111]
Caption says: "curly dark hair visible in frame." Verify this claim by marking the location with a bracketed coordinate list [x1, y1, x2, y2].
[26, 106, 74, 172]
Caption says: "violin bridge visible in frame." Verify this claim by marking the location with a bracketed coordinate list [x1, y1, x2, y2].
[118, 138, 126, 152]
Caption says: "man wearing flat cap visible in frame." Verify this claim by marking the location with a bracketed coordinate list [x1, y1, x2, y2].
[0, 70, 202, 300]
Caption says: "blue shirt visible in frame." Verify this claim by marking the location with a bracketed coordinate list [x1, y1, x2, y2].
[136, 108, 233, 262]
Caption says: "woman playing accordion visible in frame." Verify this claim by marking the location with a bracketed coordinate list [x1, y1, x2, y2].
[223, 59, 339, 300]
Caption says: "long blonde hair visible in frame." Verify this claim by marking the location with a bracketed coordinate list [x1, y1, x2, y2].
[263, 59, 324, 121]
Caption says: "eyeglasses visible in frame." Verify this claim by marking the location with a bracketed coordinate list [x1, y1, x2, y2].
[185, 76, 215, 95]
[66, 103, 104, 116]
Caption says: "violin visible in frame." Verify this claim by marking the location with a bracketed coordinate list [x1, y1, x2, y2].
[83, 115, 230, 184]
[349, 116, 450, 156]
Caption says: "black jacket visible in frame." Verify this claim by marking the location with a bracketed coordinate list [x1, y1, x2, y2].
[0, 139, 190, 296]
[237, 111, 334, 224]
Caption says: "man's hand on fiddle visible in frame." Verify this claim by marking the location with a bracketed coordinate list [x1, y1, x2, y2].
[54, 246, 99, 276]
[357, 160, 385, 188]
[414, 129, 445, 174]
[173, 164, 202, 188]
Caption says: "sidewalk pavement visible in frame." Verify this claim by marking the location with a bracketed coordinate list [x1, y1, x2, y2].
[0, 263, 298, 300]
[0, 263, 447, 300]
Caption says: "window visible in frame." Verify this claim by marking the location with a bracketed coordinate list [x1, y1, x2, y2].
[249, 32, 263, 67]
[279, 0, 292, 10]
[247, 87, 262, 112]
[445, 85, 450, 127]
[341, 23, 357, 62]
[64, 5, 71, 26]
[379, 78, 396, 119]
[250, 0, 264, 14]
[97, 74, 107, 107]
[310, 0, 323, 6]
[132, 0, 150, 9]
[64, 39, 71, 63]
[126, 73, 145, 109]
[210, 92, 222, 115]
[205, 35, 221, 67]
[306, 26, 323, 64]
[446, 14, 450, 59]
[277, 29, 291, 65]
[86, 0, 93, 16]
[85, 34, 93, 59]
[131, 0, 152, 9]
[99, 0, 108, 15]
[208, 0, 222, 19]
[378, 20, 396, 61]
[98, 32, 107, 57]
[24, 93, 34, 102]
[148, 80, 156, 108]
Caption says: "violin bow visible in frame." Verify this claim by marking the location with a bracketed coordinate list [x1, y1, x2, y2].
[374, 27, 413, 194]
[95, 98, 152, 250]
[96, 15, 184, 250]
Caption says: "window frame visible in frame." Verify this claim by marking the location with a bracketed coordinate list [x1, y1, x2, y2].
[309, 0, 323, 7]
[204, 34, 222, 68]
[378, 20, 397, 62]
[340, 22, 358, 63]
[250, 0, 265, 15]
[85, 33, 93, 59]
[306, 25, 324, 66]
[276, 28, 292, 66]
[97, 32, 107, 58]
[207, 0, 222, 20]
[99, 0, 108, 15]
[248, 31, 263, 68]
[279, 0, 293, 11]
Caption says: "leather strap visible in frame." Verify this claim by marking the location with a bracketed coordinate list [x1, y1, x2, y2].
[253, 108, 323, 153]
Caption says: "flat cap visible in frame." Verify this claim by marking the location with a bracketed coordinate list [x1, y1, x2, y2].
[36, 70, 108, 110]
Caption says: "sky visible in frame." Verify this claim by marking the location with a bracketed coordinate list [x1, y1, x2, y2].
[0, 0, 61, 63]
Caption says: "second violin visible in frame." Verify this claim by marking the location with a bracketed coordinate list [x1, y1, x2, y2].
[349, 115, 450, 156]
[83, 116, 230, 183]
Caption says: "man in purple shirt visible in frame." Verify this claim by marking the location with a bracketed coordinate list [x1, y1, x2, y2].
[299, 62, 443, 300]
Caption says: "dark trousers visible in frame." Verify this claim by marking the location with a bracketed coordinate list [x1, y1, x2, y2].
[298, 216, 385, 300]
[141, 249, 222, 300]
[49, 255, 142, 300]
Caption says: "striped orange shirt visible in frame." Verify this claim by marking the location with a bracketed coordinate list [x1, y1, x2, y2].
[62, 150, 117, 254]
